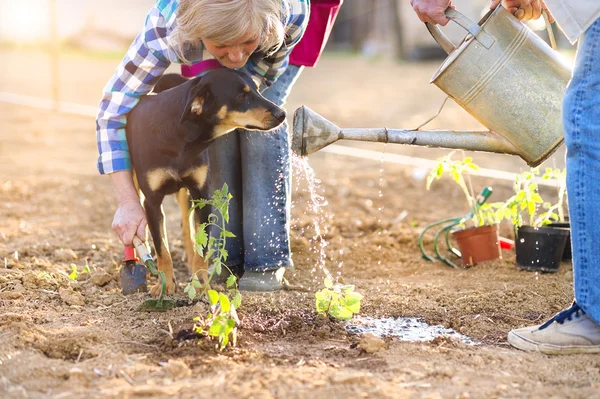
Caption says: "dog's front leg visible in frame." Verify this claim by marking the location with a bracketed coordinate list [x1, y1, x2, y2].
[144, 196, 176, 297]
[176, 188, 195, 264]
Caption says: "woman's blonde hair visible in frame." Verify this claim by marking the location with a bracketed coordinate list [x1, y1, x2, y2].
[173, 0, 290, 63]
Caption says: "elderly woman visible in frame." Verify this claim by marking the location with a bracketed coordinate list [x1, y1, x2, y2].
[96, 0, 309, 292]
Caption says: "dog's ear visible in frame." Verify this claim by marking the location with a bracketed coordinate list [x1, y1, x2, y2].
[179, 80, 213, 124]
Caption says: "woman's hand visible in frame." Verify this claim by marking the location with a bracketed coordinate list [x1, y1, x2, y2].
[112, 198, 147, 247]
[410, 0, 454, 26]
[490, 0, 554, 23]
[109, 170, 147, 247]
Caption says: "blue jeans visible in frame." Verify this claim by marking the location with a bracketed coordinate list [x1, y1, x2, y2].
[563, 17, 600, 324]
[208, 65, 303, 272]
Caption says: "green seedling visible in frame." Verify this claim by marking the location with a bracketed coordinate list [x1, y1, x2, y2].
[538, 167, 567, 224]
[499, 169, 548, 228]
[426, 152, 501, 227]
[184, 183, 241, 350]
[315, 278, 363, 321]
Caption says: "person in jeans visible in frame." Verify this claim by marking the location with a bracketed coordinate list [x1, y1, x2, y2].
[97, 0, 309, 292]
[412, 0, 600, 354]
[193, 0, 343, 292]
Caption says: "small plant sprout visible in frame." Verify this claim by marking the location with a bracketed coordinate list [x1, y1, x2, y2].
[68, 264, 78, 280]
[501, 169, 545, 227]
[183, 183, 241, 350]
[426, 152, 492, 226]
[537, 167, 567, 224]
[315, 277, 363, 321]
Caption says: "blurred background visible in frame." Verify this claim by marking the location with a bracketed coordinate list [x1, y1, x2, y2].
[0, 0, 574, 173]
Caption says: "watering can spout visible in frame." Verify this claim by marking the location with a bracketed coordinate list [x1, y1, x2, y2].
[291, 106, 551, 166]
[292, 106, 342, 156]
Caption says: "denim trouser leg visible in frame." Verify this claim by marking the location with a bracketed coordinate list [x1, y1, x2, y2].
[207, 133, 244, 268]
[208, 65, 304, 272]
[563, 17, 600, 324]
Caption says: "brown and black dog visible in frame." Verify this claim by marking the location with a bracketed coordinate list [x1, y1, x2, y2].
[126, 69, 286, 297]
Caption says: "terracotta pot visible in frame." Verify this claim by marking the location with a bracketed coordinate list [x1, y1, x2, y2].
[452, 224, 501, 266]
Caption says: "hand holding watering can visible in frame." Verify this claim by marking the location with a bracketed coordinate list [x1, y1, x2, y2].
[411, 0, 554, 26]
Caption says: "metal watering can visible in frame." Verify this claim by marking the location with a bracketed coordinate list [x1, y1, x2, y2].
[291, 6, 573, 167]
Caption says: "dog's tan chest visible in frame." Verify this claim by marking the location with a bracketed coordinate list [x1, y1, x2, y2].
[146, 166, 208, 192]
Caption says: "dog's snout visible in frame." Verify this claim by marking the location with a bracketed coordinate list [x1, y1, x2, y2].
[273, 108, 286, 124]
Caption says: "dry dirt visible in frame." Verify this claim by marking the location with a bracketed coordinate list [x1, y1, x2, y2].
[1, 49, 599, 399]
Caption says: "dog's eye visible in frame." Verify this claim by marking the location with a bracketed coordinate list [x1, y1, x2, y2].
[236, 92, 247, 101]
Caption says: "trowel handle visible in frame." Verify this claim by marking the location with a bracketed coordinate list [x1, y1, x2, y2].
[426, 7, 495, 54]
[132, 236, 152, 263]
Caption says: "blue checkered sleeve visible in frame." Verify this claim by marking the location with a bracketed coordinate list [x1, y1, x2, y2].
[96, 6, 175, 174]
[245, 0, 309, 87]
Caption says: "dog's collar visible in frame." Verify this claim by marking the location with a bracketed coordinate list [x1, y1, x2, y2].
[181, 59, 225, 78]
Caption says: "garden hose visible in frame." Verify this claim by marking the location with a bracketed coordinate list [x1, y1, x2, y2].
[434, 221, 462, 268]
[418, 216, 460, 262]
[418, 187, 493, 267]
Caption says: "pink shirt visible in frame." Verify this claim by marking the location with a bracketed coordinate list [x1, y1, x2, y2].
[290, 0, 343, 67]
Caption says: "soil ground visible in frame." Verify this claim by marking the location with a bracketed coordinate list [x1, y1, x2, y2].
[1, 48, 599, 399]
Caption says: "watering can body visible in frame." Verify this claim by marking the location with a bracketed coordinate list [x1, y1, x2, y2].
[292, 6, 573, 167]
[428, 6, 572, 166]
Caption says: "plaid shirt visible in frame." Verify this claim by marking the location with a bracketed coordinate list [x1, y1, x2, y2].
[96, 0, 309, 174]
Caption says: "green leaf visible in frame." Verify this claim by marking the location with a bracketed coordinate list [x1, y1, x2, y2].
[232, 292, 242, 309]
[330, 305, 353, 321]
[341, 284, 355, 294]
[222, 231, 236, 238]
[207, 290, 219, 306]
[186, 285, 196, 300]
[192, 279, 202, 289]
[69, 264, 78, 280]
[528, 202, 536, 218]
[212, 258, 222, 275]
[195, 226, 208, 248]
[219, 248, 228, 262]
[315, 290, 330, 313]
[219, 333, 229, 349]
[226, 275, 237, 288]
[219, 293, 231, 313]
[324, 278, 333, 289]
[194, 243, 204, 257]
[209, 317, 224, 337]
[531, 193, 544, 203]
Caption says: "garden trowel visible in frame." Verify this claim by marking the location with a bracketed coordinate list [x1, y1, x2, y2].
[120, 246, 148, 295]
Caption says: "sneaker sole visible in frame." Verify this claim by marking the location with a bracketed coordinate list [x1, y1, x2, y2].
[508, 331, 600, 355]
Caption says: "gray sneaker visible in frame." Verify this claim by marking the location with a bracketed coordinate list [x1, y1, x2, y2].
[238, 267, 286, 292]
[508, 302, 600, 355]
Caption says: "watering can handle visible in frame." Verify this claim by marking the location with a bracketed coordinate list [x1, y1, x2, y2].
[426, 8, 495, 54]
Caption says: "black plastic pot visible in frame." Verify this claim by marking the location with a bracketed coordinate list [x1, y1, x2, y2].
[515, 225, 569, 272]
[547, 222, 572, 260]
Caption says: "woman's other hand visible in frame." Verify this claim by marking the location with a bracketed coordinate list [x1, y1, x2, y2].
[490, 0, 554, 23]
[410, 0, 454, 26]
